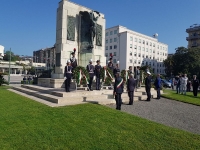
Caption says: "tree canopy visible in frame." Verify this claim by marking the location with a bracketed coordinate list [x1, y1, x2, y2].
[164, 47, 200, 79]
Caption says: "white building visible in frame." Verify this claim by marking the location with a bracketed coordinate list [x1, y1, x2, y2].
[0, 45, 4, 60]
[105, 25, 168, 74]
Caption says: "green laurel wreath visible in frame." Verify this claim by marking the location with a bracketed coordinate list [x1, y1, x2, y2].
[100, 67, 113, 85]
[73, 66, 89, 85]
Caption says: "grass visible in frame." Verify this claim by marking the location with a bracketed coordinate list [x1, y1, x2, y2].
[162, 89, 200, 106]
[0, 86, 200, 150]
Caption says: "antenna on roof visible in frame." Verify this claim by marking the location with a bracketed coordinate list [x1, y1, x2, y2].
[153, 33, 158, 38]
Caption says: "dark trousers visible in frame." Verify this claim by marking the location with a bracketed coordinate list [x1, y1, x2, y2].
[96, 77, 100, 90]
[145, 87, 151, 101]
[193, 87, 198, 96]
[65, 77, 71, 92]
[176, 85, 180, 93]
[128, 91, 134, 105]
[115, 93, 122, 110]
[88, 77, 93, 90]
[157, 88, 160, 99]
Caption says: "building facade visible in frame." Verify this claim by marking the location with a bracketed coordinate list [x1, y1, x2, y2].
[186, 24, 200, 48]
[105, 25, 168, 74]
[0, 45, 4, 60]
[33, 46, 56, 69]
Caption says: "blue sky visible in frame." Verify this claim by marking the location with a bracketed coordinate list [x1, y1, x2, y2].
[0, 0, 200, 56]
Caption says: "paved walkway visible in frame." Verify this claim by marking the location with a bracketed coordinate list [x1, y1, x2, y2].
[108, 98, 200, 135]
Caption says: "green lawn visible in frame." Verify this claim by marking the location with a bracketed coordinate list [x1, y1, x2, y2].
[162, 89, 200, 106]
[0, 86, 200, 150]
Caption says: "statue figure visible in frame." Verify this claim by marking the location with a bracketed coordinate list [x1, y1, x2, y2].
[89, 10, 100, 48]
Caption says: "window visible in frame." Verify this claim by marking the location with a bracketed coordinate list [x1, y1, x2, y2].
[153, 43, 155, 47]
[143, 40, 145, 44]
[114, 45, 117, 49]
[153, 50, 155, 53]
[130, 36, 133, 41]
[163, 53, 164, 56]
[134, 45, 137, 49]
[142, 61, 144, 65]
[160, 52, 162, 55]
[142, 54, 145, 58]
[130, 52, 132, 56]
[110, 39, 112, 43]
[142, 47, 145, 51]
[138, 46, 141, 50]
[163, 47, 164, 50]
[106, 39, 108, 44]
[165, 53, 167, 56]
[114, 30, 117, 34]
[150, 49, 152, 53]
[157, 64, 159, 67]
[134, 60, 137, 64]
[150, 55, 151, 59]
[110, 46, 112, 49]
[146, 55, 148, 58]
[138, 61, 141, 64]
[157, 52, 159, 55]
[150, 42, 152, 46]
[110, 31, 113, 35]
[130, 59, 132, 63]
[114, 52, 116, 56]
[146, 48, 148, 52]
[149, 62, 151, 66]
[139, 39, 141, 43]
[134, 52, 137, 56]
[130, 44, 132, 48]
[135, 38, 137, 42]
[105, 53, 108, 57]
[158, 45, 159, 49]
[146, 42, 148, 45]
[114, 38, 117, 42]
[160, 46, 162, 49]
[106, 32, 108, 36]
[110, 53, 112, 56]
[113, 59, 116, 63]
[153, 57, 155, 59]
[106, 46, 108, 50]
[138, 53, 141, 57]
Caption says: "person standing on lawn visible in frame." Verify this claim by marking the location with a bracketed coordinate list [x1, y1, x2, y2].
[176, 75, 181, 94]
[154, 74, 162, 99]
[86, 59, 95, 91]
[192, 75, 199, 97]
[145, 71, 152, 101]
[180, 74, 188, 95]
[64, 60, 73, 92]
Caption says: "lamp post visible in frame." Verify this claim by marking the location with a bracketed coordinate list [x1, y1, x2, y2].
[8, 48, 11, 84]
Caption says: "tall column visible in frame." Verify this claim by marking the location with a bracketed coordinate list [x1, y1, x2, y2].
[20, 69, 22, 74]
[2, 68, 5, 73]
[14, 69, 16, 74]
[25, 70, 28, 75]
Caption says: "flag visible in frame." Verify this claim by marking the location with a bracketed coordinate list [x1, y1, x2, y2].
[104, 68, 107, 82]
[78, 70, 82, 85]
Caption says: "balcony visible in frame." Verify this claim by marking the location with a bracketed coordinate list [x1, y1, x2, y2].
[191, 43, 200, 47]
[186, 35, 200, 41]
[186, 26, 200, 32]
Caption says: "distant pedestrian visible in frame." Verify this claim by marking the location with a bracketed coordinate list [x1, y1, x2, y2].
[127, 74, 136, 105]
[187, 81, 191, 92]
[176, 75, 181, 94]
[136, 66, 141, 89]
[23, 76, 27, 84]
[94, 60, 101, 90]
[180, 74, 188, 95]
[145, 71, 151, 101]
[28, 76, 32, 84]
[192, 75, 199, 97]
[154, 74, 162, 99]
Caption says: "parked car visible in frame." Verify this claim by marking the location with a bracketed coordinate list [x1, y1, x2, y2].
[161, 79, 172, 88]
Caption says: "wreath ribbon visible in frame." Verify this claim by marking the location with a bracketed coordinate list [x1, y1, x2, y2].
[78, 69, 89, 85]
[104, 68, 113, 82]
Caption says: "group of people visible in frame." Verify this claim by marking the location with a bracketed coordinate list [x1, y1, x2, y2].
[23, 76, 33, 84]
[175, 74, 199, 97]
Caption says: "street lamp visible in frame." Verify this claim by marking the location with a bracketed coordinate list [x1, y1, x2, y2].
[8, 48, 11, 84]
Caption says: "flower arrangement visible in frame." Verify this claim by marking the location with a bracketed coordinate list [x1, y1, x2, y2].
[100, 67, 113, 85]
[73, 66, 89, 85]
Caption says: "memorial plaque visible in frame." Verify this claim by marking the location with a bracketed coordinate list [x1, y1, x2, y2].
[67, 16, 76, 41]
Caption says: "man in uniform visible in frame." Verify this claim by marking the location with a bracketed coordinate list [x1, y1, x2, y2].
[114, 71, 124, 110]
[127, 73, 136, 105]
[107, 57, 114, 72]
[70, 49, 77, 73]
[95, 60, 101, 90]
[113, 61, 120, 78]
[154, 74, 161, 99]
[64, 60, 73, 92]
[128, 66, 133, 75]
[86, 59, 95, 91]
[145, 71, 152, 101]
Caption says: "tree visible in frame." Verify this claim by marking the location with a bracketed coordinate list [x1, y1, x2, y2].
[0, 72, 8, 86]
[3, 51, 20, 61]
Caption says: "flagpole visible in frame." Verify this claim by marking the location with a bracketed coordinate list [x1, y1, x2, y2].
[8, 48, 11, 84]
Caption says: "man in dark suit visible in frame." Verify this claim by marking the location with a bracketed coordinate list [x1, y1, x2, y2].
[145, 71, 152, 101]
[70, 51, 77, 72]
[95, 60, 101, 90]
[64, 60, 73, 92]
[86, 59, 95, 91]
[107, 57, 114, 72]
[113, 62, 120, 78]
[127, 74, 136, 105]
[114, 71, 124, 110]
[192, 75, 199, 97]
